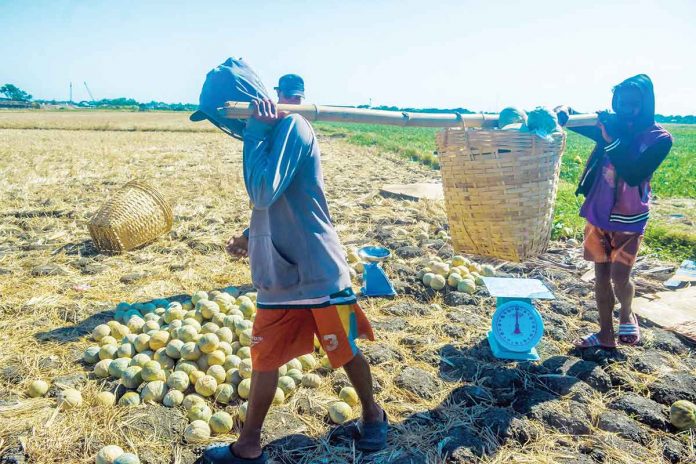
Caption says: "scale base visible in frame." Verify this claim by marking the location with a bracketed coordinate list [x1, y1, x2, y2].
[487, 331, 540, 361]
[361, 263, 397, 298]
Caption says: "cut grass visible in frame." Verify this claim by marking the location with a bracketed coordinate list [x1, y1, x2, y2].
[315, 122, 696, 262]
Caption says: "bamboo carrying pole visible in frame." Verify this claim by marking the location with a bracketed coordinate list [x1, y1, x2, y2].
[219, 101, 598, 128]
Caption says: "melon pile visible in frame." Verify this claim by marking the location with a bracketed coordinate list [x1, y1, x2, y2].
[416, 255, 495, 292]
[75, 287, 360, 447]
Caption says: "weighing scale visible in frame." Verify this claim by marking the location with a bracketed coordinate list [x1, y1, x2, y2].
[358, 246, 397, 298]
[482, 277, 554, 361]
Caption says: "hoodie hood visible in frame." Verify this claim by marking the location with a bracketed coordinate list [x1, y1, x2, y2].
[611, 74, 655, 131]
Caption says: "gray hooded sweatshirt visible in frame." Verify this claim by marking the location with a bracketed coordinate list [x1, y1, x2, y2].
[242, 114, 351, 304]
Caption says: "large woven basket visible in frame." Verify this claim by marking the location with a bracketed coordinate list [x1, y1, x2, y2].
[436, 128, 566, 262]
[88, 180, 173, 253]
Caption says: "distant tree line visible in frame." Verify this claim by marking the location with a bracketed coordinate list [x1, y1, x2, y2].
[2, 83, 695, 122]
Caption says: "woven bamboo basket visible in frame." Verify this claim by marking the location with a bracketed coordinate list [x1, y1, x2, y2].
[436, 128, 566, 262]
[88, 180, 173, 253]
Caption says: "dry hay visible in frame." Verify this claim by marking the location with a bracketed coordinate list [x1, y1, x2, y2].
[0, 111, 694, 464]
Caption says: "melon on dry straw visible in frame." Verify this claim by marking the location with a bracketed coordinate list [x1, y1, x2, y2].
[27, 380, 49, 398]
[328, 402, 353, 424]
[184, 420, 211, 443]
[58, 389, 82, 410]
[670, 400, 696, 430]
[96, 445, 124, 464]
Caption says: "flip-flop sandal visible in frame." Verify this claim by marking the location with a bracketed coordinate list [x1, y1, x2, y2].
[618, 314, 641, 346]
[202, 443, 268, 464]
[573, 333, 616, 349]
[356, 410, 389, 452]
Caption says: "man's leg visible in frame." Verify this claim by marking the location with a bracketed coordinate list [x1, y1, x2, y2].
[232, 370, 278, 459]
[342, 352, 383, 423]
[612, 262, 638, 343]
[594, 262, 617, 346]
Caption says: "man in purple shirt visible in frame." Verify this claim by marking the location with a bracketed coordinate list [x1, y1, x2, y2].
[556, 74, 672, 349]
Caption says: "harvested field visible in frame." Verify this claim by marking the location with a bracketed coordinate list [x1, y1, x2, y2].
[0, 111, 694, 464]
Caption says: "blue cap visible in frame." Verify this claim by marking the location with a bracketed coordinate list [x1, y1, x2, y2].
[190, 57, 269, 139]
[274, 74, 305, 98]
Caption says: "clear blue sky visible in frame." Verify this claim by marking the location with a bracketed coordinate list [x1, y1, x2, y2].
[1, 0, 694, 114]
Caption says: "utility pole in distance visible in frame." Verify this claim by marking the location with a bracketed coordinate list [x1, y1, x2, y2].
[69, 82, 73, 103]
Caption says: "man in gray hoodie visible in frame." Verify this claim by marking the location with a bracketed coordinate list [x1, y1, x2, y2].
[195, 60, 387, 464]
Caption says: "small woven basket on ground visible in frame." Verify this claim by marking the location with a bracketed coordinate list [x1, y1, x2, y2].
[436, 128, 566, 262]
[88, 180, 173, 253]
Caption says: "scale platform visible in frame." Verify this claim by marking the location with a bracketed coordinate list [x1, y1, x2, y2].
[482, 277, 554, 362]
[358, 246, 396, 298]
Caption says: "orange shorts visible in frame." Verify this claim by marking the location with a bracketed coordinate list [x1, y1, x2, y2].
[583, 223, 643, 267]
[250, 302, 375, 372]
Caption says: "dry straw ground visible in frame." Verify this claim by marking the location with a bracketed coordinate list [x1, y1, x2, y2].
[0, 111, 694, 464]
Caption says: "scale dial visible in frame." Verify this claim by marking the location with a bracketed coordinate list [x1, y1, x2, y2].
[491, 300, 544, 352]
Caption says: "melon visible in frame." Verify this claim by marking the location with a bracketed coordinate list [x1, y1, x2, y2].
[175, 360, 198, 374]
[471, 272, 485, 285]
[224, 355, 242, 371]
[113, 453, 140, 464]
[216, 327, 234, 344]
[298, 354, 317, 371]
[319, 357, 333, 369]
[163, 389, 184, 408]
[237, 347, 251, 359]
[198, 334, 220, 354]
[199, 301, 220, 320]
[183, 317, 202, 331]
[118, 391, 140, 407]
[143, 320, 160, 333]
[447, 273, 463, 288]
[237, 378, 252, 399]
[457, 279, 476, 294]
[278, 376, 296, 395]
[94, 359, 113, 378]
[286, 369, 303, 385]
[328, 402, 353, 424]
[83, 346, 101, 364]
[226, 369, 242, 385]
[285, 358, 302, 372]
[451, 255, 467, 267]
[208, 411, 234, 434]
[130, 353, 151, 368]
[207, 365, 227, 384]
[278, 364, 288, 377]
[670, 400, 696, 430]
[182, 393, 205, 411]
[338, 387, 359, 407]
[141, 380, 167, 404]
[217, 342, 233, 356]
[239, 329, 252, 347]
[188, 403, 213, 422]
[95, 391, 116, 407]
[191, 291, 209, 306]
[27, 380, 49, 398]
[121, 366, 143, 389]
[178, 325, 199, 343]
[430, 274, 446, 290]
[239, 359, 253, 379]
[238, 300, 255, 319]
[207, 350, 226, 367]
[127, 317, 145, 334]
[165, 339, 184, 359]
[481, 264, 496, 277]
[422, 272, 435, 286]
[431, 262, 450, 276]
[141, 361, 163, 382]
[189, 370, 206, 385]
[201, 322, 220, 335]
[133, 334, 150, 353]
[180, 342, 202, 361]
[302, 373, 322, 388]
[92, 324, 111, 342]
[116, 343, 135, 359]
[273, 387, 285, 405]
[197, 355, 210, 372]
[238, 401, 248, 423]
[95, 445, 124, 464]
[233, 319, 253, 336]
[195, 375, 218, 397]
[184, 420, 211, 444]
[108, 358, 131, 379]
[214, 383, 236, 404]
[166, 371, 188, 391]
[58, 389, 83, 410]
[148, 331, 169, 350]
[110, 323, 130, 340]
[99, 344, 118, 361]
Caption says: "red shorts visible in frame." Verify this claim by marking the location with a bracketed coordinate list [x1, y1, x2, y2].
[583, 223, 643, 267]
[250, 302, 374, 372]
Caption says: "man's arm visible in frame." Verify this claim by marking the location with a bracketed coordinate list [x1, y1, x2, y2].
[243, 113, 312, 210]
[604, 136, 672, 187]
[555, 106, 603, 143]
